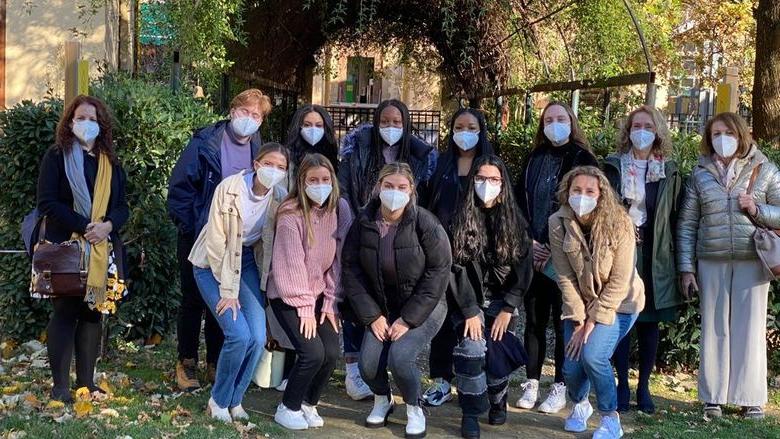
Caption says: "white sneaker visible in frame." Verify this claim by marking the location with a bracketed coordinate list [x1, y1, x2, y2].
[229, 404, 249, 421]
[515, 379, 539, 409]
[366, 394, 394, 427]
[422, 378, 453, 406]
[564, 399, 594, 433]
[274, 403, 309, 430]
[405, 404, 426, 438]
[538, 382, 567, 413]
[346, 364, 373, 401]
[593, 413, 624, 438]
[275, 378, 288, 392]
[207, 397, 232, 423]
[301, 403, 324, 428]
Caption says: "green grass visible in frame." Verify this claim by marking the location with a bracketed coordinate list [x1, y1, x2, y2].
[629, 409, 780, 438]
[0, 339, 286, 439]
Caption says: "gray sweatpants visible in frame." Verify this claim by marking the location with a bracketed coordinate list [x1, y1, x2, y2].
[697, 259, 769, 406]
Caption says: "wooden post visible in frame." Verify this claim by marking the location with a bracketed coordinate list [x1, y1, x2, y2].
[64, 41, 81, 107]
[0, 0, 6, 108]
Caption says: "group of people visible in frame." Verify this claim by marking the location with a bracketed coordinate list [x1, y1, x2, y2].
[35, 87, 779, 439]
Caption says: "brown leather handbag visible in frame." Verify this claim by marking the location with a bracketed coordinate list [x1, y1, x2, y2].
[31, 218, 87, 297]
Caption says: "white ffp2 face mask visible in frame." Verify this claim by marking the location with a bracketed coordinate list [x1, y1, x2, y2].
[630, 129, 655, 151]
[568, 194, 598, 217]
[379, 127, 403, 146]
[255, 166, 286, 189]
[300, 126, 325, 146]
[453, 131, 479, 151]
[379, 189, 410, 212]
[544, 122, 571, 145]
[231, 116, 260, 137]
[713, 135, 738, 158]
[475, 181, 501, 204]
[73, 120, 100, 143]
[305, 184, 332, 206]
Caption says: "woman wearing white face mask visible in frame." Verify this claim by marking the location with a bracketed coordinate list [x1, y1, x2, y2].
[284, 105, 339, 190]
[447, 155, 533, 438]
[338, 99, 438, 402]
[602, 105, 683, 414]
[342, 163, 452, 439]
[420, 108, 495, 408]
[549, 166, 644, 439]
[266, 153, 352, 430]
[513, 101, 598, 414]
[677, 112, 780, 420]
[36, 95, 129, 403]
[189, 142, 289, 422]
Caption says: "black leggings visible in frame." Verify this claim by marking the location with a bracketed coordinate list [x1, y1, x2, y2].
[47, 297, 103, 393]
[428, 308, 458, 382]
[523, 274, 564, 383]
[613, 321, 660, 395]
[270, 298, 340, 411]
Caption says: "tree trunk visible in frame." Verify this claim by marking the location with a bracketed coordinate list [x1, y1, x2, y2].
[752, 0, 780, 147]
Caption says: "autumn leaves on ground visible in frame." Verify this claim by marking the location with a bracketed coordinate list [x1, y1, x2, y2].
[2, 338, 780, 438]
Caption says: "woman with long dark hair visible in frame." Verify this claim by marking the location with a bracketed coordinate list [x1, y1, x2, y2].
[285, 105, 339, 179]
[448, 155, 533, 438]
[338, 99, 438, 402]
[514, 101, 597, 414]
[422, 107, 494, 407]
[36, 95, 129, 402]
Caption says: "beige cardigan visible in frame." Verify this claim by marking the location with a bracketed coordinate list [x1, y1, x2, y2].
[188, 170, 285, 299]
[548, 206, 645, 325]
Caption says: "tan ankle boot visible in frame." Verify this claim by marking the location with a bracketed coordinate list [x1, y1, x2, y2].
[176, 358, 201, 392]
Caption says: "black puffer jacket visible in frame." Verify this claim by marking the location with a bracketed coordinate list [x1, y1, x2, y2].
[514, 142, 597, 243]
[342, 199, 452, 328]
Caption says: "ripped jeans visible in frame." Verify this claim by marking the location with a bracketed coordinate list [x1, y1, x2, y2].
[453, 302, 520, 417]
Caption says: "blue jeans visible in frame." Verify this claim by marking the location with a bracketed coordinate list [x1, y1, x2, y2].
[563, 313, 638, 414]
[194, 249, 266, 409]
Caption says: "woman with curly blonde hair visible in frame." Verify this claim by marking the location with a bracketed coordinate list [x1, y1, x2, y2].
[603, 105, 683, 413]
[548, 166, 645, 439]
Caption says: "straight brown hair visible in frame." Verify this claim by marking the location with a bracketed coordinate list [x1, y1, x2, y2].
[701, 112, 754, 158]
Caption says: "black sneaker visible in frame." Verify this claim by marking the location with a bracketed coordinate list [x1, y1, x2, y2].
[703, 403, 722, 418]
[488, 394, 508, 425]
[742, 406, 765, 420]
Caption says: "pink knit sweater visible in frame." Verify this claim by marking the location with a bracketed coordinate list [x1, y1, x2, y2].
[266, 197, 353, 318]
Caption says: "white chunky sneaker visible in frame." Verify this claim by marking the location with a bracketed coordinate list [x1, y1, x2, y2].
[422, 378, 453, 406]
[593, 413, 624, 438]
[207, 397, 232, 423]
[274, 403, 309, 430]
[274, 378, 288, 392]
[301, 403, 324, 428]
[229, 404, 249, 421]
[405, 404, 427, 438]
[538, 382, 567, 413]
[346, 363, 373, 401]
[366, 394, 394, 428]
[515, 379, 539, 409]
[564, 399, 594, 433]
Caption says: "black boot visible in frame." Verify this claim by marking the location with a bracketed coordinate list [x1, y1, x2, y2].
[74, 319, 102, 392]
[636, 386, 655, 414]
[617, 380, 631, 412]
[461, 416, 480, 439]
[488, 394, 507, 425]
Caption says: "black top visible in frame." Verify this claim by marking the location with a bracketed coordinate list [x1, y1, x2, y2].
[515, 142, 597, 243]
[342, 200, 452, 328]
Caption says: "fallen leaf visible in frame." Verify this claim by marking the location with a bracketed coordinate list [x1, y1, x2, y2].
[100, 408, 120, 418]
[46, 400, 65, 410]
[23, 393, 41, 409]
[74, 400, 93, 418]
[75, 386, 91, 401]
[53, 413, 73, 423]
[2, 385, 20, 394]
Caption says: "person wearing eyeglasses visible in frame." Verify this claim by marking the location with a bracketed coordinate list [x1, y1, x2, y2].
[168, 89, 272, 392]
[447, 155, 533, 438]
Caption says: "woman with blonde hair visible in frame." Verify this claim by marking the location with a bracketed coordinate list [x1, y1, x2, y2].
[548, 166, 645, 439]
[266, 153, 353, 430]
[678, 112, 780, 419]
[603, 105, 683, 413]
[342, 162, 452, 439]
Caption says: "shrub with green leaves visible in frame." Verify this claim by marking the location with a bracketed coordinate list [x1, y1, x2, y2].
[0, 76, 218, 343]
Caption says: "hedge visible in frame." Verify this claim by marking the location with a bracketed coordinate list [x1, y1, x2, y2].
[0, 75, 218, 342]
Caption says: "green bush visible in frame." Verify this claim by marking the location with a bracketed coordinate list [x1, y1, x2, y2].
[0, 98, 63, 342]
[0, 76, 218, 343]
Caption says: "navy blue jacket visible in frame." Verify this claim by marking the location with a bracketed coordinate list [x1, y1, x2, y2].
[167, 120, 261, 237]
